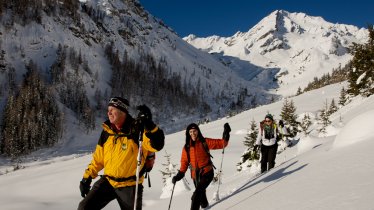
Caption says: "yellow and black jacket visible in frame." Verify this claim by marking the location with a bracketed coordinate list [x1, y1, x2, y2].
[83, 117, 164, 188]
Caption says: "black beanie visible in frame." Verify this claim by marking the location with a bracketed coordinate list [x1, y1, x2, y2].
[185, 123, 204, 145]
[108, 97, 129, 113]
[186, 123, 199, 132]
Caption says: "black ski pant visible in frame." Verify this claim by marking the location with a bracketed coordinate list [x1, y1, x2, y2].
[78, 176, 143, 210]
[260, 144, 278, 173]
[191, 169, 214, 210]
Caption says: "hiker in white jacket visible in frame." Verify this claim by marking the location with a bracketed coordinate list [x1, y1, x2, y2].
[254, 114, 281, 173]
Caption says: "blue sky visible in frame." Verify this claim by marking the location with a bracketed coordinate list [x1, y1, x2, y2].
[139, 0, 373, 37]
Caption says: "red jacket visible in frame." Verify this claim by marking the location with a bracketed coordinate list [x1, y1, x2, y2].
[179, 138, 228, 179]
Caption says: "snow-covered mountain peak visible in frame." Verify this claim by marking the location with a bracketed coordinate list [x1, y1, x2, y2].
[184, 10, 368, 96]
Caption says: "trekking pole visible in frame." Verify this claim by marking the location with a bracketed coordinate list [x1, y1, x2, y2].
[283, 138, 287, 163]
[168, 183, 176, 210]
[215, 145, 225, 201]
[133, 128, 144, 210]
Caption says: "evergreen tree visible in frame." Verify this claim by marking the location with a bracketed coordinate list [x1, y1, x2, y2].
[280, 98, 299, 136]
[300, 114, 312, 136]
[50, 47, 95, 131]
[296, 87, 302, 95]
[317, 100, 331, 135]
[0, 94, 20, 158]
[328, 99, 338, 115]
[303, 64, 350, 93]
[0, 63, 62, 158]
[237, 119, 260, 172]
[348, 25, 374, 97]
[159, 150, 177, 185]
[338, 87, 348, 106]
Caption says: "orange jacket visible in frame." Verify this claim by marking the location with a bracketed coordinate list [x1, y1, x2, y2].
[179, 138, 228, 179]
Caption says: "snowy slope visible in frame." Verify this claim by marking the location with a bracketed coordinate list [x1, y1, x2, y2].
[1, 2, 373, 209]
[184, 10, 368, 96]
[1, 82, 373, 210]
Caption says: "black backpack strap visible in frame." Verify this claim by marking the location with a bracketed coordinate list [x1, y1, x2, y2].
[200, 138, 213, 159]
[184, 144, 191, 169]
[201, 138, 216, 169]
[147, 172, 151, 187]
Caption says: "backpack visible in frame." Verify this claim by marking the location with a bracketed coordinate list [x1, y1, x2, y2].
[140, 152, 155, 187]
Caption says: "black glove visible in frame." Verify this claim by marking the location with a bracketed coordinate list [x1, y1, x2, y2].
[79, 177, 92, 198]
[145, 129, 165, 151]
[136, 104, 156, 131]
[172, 171, 185, 184]
[222, 123, 231, 141]
[253, 145, 259, 151]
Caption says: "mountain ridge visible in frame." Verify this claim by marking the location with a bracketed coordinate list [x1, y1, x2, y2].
[184, 9, 368, 96]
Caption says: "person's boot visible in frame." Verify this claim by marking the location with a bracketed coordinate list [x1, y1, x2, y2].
[200, 191, 209, 208]
[191, 192, 200, 210]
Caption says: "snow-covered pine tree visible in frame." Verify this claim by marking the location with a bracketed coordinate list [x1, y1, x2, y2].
[338, 87, 348, 107]
[159, 149, 191, 199]
[296, 87, 302, 95]
[317, 100, 331, 135]
[0, 63, 62, 159]
[328, 99, 338, 115]
[280, 98, 299, 136]
[159, 150, 177, 185]
[348, 25, 374, 97]
[237, 119, 259, 172]
[300, 114, 312, 136]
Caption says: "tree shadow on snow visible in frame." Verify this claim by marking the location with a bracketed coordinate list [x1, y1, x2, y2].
[207, 161, 307, 209]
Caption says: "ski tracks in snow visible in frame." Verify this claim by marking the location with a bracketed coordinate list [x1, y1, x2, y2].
[206, 156, 303, 209]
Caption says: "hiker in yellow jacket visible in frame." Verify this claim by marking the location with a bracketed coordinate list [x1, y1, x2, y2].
[78, 97, 165, 210]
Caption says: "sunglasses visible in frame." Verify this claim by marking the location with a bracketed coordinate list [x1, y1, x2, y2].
[109, 98, 129, 110]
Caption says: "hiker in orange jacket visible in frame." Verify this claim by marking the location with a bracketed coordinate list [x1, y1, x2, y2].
[172, 123, 231, 210]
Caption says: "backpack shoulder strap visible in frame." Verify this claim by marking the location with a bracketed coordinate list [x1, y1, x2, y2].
[274, 123, 280, 134]
[260, 120, 265, 136]
[200, 138, 213, 159]
[184, 144, 191, 169]
[201, 138, 216, 169]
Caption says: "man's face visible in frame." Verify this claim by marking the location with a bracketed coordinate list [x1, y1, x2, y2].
[108, 106, 126, 126]
[189, 129, 198, 141]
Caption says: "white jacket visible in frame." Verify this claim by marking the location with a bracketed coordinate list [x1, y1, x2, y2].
[255, 124, 279, 146]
